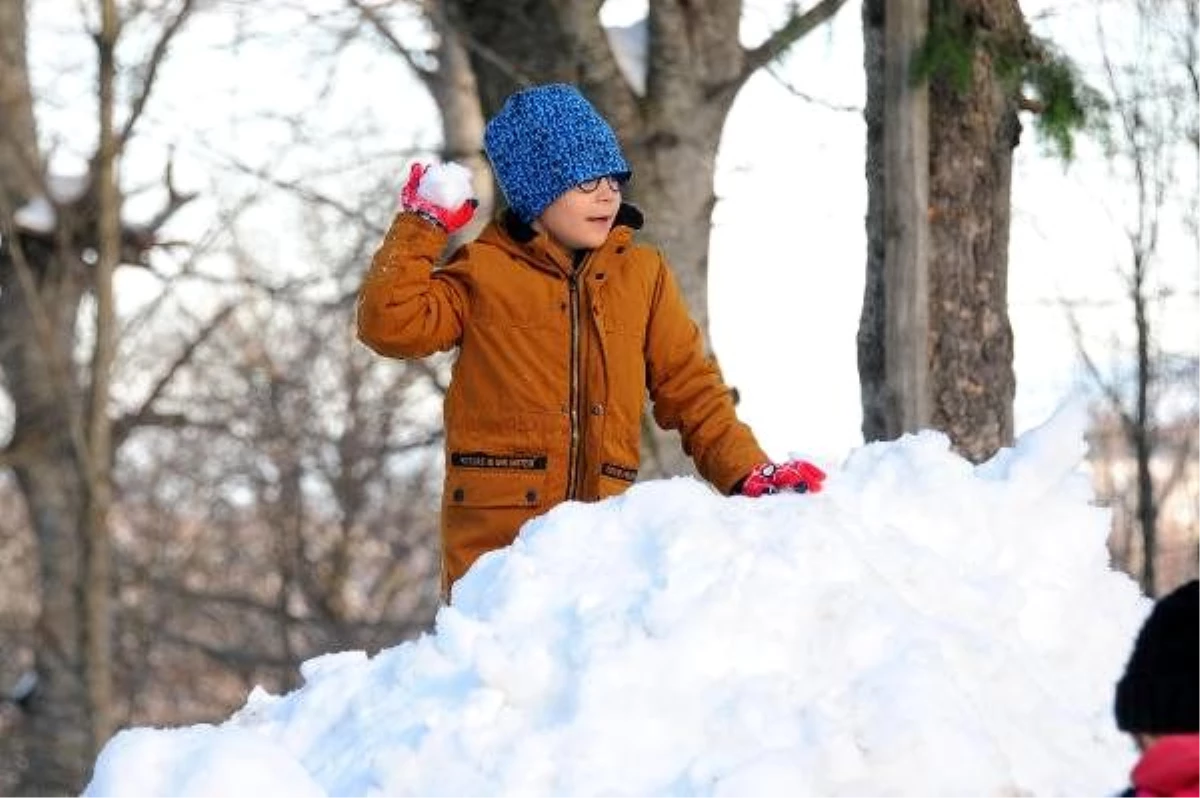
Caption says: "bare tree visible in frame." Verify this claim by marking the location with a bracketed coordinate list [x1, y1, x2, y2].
[109, 212, 445, 723]
[1068, 0, 1199, 596]
[2, 2, 505, 790]
[0, 0, 198, 790]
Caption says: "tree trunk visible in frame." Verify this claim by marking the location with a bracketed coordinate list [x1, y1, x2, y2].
[0, 2, 100, 792]
[860, 0, 1020, 463]
[859, 0, 931, 443]
[1132, 252, 1158, 594]
[1, 236, 97, 797]
[0, 0, 179, 784]
[0, 0, 40, 202]
[86, 0, 120, 753]
[926, 0, 1019, 463]
[859, 0, 888, 440]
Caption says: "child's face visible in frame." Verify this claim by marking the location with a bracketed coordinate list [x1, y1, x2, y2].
[534, 176, 623, 251]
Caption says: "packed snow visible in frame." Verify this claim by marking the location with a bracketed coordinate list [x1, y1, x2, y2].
[13, 174, 89, 234]
[85, 400, 1150, 797]
[415, 162, 475, 210]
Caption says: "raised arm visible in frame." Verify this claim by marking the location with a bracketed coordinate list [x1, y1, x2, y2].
[357, 163, 476, 358]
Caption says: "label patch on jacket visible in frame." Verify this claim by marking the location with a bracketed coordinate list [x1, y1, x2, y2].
[451, 451, 548, 470]
[600, 463, 638, 482]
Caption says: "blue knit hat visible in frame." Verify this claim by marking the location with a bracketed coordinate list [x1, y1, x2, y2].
[484, 84, 631, 223]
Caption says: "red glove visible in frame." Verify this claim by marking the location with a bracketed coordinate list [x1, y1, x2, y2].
[740, 459, 826, 497]
[400, 162, 477, 233]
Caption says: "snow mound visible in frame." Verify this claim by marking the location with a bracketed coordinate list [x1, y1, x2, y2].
[86, 402, 1147, 797]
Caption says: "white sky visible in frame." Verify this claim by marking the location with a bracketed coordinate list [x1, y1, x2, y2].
[83, 400, 1151, 796]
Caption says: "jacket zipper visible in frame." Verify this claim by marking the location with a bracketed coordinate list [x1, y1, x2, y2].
[566, 269, 582, 501]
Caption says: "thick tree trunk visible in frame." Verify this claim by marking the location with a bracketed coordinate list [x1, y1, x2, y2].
[859, 0, 931, 443]
[859, 0, 888, 440]
[1, 1, 97, 791]
[0, 240, 96, 794]
[926, 0, 1020, 462]
[860, 0, 1021, 463]
[1, 0, 114, 789]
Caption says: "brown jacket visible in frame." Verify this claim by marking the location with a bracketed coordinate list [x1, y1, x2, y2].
[357, 205, 767, 590]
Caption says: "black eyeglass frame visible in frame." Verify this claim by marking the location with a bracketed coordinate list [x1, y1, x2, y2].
[576, 175, 628, 193]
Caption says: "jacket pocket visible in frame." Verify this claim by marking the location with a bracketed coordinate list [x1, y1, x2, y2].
[446, 452, 548, 509]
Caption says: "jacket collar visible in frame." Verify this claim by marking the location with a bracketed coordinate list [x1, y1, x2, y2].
[501, 202, 644, 243]
[479, 202, 643, 278]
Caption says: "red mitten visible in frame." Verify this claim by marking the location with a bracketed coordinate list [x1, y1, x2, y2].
[400, 162, 478, 233]
[740, 459, 826, 497]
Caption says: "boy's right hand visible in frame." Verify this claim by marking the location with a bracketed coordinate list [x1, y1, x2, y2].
[400, 162, 478, 233]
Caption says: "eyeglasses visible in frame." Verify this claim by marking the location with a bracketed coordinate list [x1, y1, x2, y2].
[576, 175, 626, 193]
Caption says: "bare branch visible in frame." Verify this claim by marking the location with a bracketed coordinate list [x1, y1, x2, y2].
[1061, 296, 1134, 430]
[139, 155, 200, 235]
[155, 630, 298, 670]
[113, 303, 238, 448]
[740, 0, 852, 87]
[218, 154, 386, 233]
[118, 0, 201, 150]
[1153, 419, 1198, 506]
[345, 0, 435, 85]
[765, 63, 861, 113]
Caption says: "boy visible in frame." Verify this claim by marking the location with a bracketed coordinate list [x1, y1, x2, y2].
[1113, 579, 1198, 797]
[357, 83, 824, 595]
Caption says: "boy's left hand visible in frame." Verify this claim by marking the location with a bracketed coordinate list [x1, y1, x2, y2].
[740, 459, 826, 497]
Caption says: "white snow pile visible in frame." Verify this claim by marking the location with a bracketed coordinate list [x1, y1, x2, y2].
[85, 400, 1149, 797]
